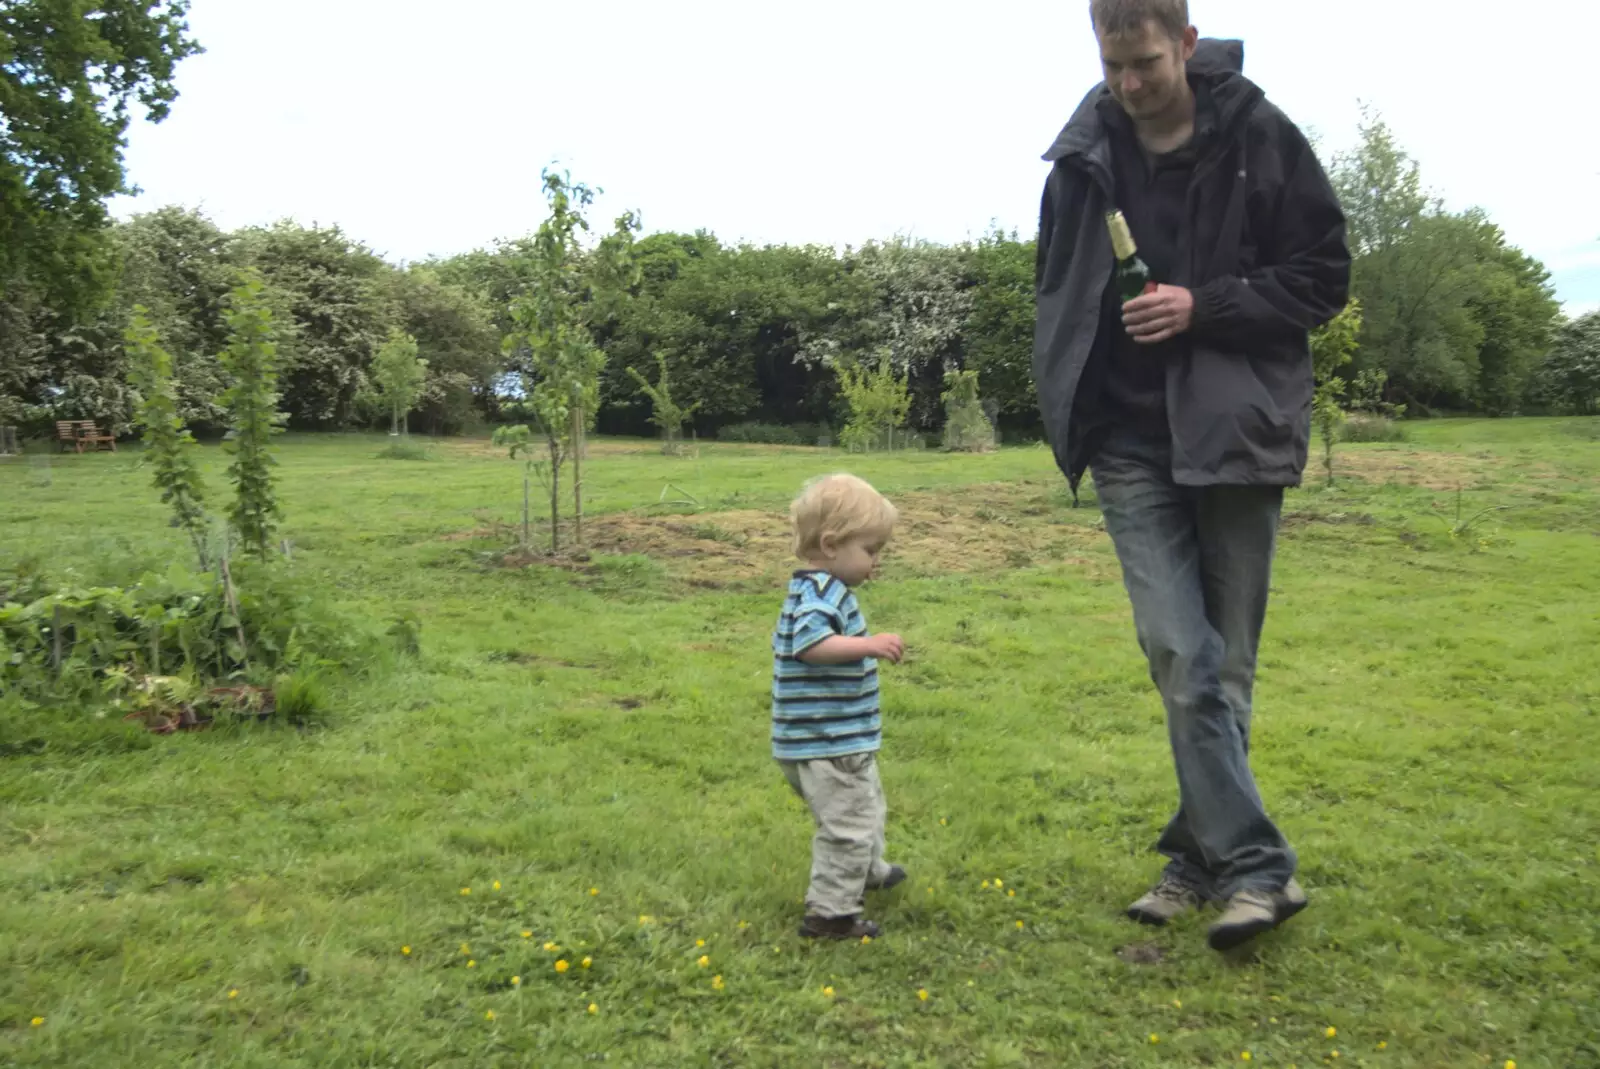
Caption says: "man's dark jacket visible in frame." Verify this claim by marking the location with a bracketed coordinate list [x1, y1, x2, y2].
[1032, 39, 1351, 491]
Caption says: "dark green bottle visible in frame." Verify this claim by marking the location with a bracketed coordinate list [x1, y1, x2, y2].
[1106, 210, 1156, 302]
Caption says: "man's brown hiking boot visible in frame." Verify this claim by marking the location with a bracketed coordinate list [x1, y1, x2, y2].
[1126, 874, 1205, 927]
[1208, 879, 1307, 951]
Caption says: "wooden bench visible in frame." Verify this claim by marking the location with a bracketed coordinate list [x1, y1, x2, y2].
[55, 420, 116, 453]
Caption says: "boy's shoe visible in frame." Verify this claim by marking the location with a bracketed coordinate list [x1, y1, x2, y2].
[1207, 879, 1306, 951]
[1126, 874, 1205, 926]
[798, 914, 882, 940]
[866, 864, 907, 892]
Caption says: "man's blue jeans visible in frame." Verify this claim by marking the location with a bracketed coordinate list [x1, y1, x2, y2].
[1090, 427, 1296, 898]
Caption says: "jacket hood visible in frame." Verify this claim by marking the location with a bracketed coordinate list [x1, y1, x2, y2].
[1042, 37, 1257, 163]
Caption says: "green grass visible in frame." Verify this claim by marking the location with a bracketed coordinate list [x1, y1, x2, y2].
[2, 421, 1598, 1067]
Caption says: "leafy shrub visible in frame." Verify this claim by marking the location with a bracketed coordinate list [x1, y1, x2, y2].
[718, 422, 830, 445]
[941, 369, 996, 452]
[0, 561, 375, 707]
[1340, 414, 1408, 443]
[718, 422, 800, 444]
[377, 440, 432, 461]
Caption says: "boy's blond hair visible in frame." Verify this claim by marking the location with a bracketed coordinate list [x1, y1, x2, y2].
[790, 473, 898, 560]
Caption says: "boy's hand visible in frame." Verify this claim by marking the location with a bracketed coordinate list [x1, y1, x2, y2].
[868, 633, 905, 664]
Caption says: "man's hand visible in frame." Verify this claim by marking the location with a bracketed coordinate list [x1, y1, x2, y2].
[1122, 284, 1195, 345]
[868, 633, 905, 664]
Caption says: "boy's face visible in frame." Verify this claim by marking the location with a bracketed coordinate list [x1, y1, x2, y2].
[823, 532, 889, 587]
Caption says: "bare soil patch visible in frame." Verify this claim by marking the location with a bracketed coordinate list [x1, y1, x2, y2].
[1333, 448, 1499, 490]
[448, 482, 1113, 584]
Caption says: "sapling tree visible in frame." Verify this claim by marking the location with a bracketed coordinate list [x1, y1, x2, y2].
[1349, 367, 1406, 419]
[371, 329, 427, 435]
[491, 423, 539, 550]
[1310, 300, 1363, 486]
[628, 352, 698, 454]
[838, 349, 911, 452]
[501, 167, 638, 551]
[125, 306, 211, 569]
[219, 275, 286, 559]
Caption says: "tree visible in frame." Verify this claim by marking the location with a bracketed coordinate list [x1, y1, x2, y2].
[597, 237, 853, 433]
[1529, 312, 1600, 415]
[804, 239, 973, 429]
[388, 266, 501, 433]
[232, 221, 391, 428]
[0, 284, 51, 432]
[964, 226, 1038, 426]
[838, 349, 912, 452]
[371, 329, 427, 435]
[501, 168, 638, 551]
[0, 1, 202, 311]
[0, 275, 141, 434]
[125, 307, 210, 569]
[115, 208, 238, 428]
[1309, 301, 1363, 485]
[219, 276, 285, 561]
[0, 207, 239, 438]
[490, 423, 538, 550]
[1329, 111, 1558, 415]
[627, 351, 698, 453]
[1467, 241, 1561, 414]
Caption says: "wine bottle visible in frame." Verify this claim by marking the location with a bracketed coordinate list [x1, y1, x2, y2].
[1105, 210, 1157, 302]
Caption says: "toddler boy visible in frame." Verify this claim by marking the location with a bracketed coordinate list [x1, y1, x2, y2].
[772, 473, 907, 939]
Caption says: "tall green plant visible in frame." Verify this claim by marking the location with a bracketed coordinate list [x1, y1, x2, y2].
[491, 424, 538, 550]
[219, 276, 285, 560]
[502, 167, 638, 551]
[838, 349, 911, 453]
[125, 307, 212, 569]
[371, 328, 427, 435]
[941, 368, 995, 452]
[1310, 300, 1363, 486]
[0, 0, 202, 313]
[628, 352, 698, 453]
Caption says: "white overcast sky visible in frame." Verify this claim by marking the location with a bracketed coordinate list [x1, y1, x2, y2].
[113, 0, 1600, 316]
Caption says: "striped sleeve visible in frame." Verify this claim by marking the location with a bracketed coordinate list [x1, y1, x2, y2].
[773, 574, 855, 660]
[786, 591, 842, 656]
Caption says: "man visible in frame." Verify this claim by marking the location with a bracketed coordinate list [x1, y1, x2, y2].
[1032, 0, 1350, 950]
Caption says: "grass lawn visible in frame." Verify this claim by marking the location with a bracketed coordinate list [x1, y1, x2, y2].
[2, 419, 1597, 1068]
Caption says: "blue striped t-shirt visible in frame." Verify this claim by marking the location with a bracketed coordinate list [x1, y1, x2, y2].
[771, 570, 881, 761]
